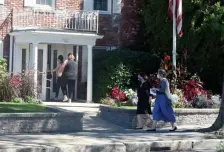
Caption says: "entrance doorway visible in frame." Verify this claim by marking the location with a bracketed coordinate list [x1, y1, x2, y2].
[48, 44, 79, 101]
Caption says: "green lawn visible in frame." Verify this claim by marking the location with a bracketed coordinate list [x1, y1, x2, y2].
[118, 106, 137, 109]
[0, 102, 46, 113]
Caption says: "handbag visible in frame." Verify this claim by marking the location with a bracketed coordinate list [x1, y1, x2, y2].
[46, 73, 52, 79]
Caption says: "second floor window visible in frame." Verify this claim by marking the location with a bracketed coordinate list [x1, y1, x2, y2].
[94, 0, 108, 11]
[36, 0, 52, 6]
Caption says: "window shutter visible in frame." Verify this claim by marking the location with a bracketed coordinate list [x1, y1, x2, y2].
[0, 0, 4, 5]
[24, 0, 34, 7]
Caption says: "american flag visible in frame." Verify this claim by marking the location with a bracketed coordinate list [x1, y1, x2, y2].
[168, 0, 183, 37]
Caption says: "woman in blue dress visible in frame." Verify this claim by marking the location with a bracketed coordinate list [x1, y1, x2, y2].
[147, 69, 177, 131]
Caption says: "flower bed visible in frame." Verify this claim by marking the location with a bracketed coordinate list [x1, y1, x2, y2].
[99, 105, 219, 129]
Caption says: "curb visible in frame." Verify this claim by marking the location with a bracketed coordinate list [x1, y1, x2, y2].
[0, 139, 223, 152]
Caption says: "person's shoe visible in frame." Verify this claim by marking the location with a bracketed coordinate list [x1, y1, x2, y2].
[68, 98, 72, 103]
[63, 95, 68, 102]
[135, 127, 143, 130]
[169, 126, 177, 132]
[146, 128, 156, 132]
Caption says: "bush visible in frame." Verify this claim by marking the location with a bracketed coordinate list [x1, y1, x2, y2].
[11, 98, 24, 103]
[0, 58, 7, 77]
[0, 75, 16, 102]
[99, 97, 118, 107]
[0, 60, 41, 102]
[93, 49, 160, 102]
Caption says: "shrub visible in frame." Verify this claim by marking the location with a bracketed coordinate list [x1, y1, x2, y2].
[93, 49, 160, 102]
[0, 68, 41, 102]
[19, 71, 40, 100]
[0, 75, 16, 102]
[99, 97, 118, 107]
[11, 98, 23, 103]
[0, 58, 7, 76]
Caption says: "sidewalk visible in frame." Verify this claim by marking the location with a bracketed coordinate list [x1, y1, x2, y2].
[0, 102, 221, 152]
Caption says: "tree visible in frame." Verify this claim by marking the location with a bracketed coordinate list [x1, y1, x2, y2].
[141, 0, 224, 94]
[199, 74, 224, 135]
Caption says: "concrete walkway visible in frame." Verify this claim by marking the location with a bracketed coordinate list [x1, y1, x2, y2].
[0, 102, 222, 152]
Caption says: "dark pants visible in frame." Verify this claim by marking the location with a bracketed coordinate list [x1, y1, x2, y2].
[67, 79, 76, 99]
[55, 77, 67, 98]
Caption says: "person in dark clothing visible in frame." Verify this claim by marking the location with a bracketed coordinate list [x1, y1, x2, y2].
[63, 53, 77, 103]
[135, 73, 152, 129]
[50, 55, 67, 101]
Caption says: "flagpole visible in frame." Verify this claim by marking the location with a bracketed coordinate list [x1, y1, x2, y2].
[172, 0, 177, 70]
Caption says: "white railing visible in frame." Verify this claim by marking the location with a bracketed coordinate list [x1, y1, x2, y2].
[12, 9, 99, 33]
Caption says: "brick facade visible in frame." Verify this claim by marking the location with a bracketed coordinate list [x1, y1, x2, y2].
[0, 0, 84, 58]
[120, 0, 142, 49]
[0, 0, 140, 58]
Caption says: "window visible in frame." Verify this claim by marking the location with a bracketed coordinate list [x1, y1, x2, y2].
[36, 0, 52, 6]
[93, 0, 108, 11]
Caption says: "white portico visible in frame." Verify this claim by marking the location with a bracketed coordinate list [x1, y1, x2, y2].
[9, 30, 103, 102]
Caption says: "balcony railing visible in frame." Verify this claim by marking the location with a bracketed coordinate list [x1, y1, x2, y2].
[11, 8, 99, 33]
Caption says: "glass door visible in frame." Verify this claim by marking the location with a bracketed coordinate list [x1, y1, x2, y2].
[37, 44, 48, 101]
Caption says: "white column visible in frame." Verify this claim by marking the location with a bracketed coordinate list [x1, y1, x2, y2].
[9, 36, 13, 73]
[75, 46, 79, 100]
[87, 45, 93, 102]
[42, 45, 48, 101]
[32, 42, 38, 96]
[13, 43, 20, 74]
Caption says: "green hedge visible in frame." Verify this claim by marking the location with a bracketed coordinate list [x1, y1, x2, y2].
[93, 49, 160, 102]
[142, 0, 224, 93]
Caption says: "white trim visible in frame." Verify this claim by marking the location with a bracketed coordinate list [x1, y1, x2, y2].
[42, 44, 48, 100]
[9, 31, 103, 46]
[24, 0, 55, 9]
[10, 31, 103, 38]
[84, 0, 112, 14]
[87, 45, 93, 102]
[0, 0, 4, 5]
[24, 0, 34, 7]
[75, 46, 79, 100]
[0, 40, 3, 58]
[9, 36, 13, 73]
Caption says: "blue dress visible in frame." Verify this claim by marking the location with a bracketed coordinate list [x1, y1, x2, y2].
[153, 78, 176, 123]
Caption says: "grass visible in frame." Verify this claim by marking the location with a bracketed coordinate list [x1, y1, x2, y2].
[118, 106, 137, 109]
[0, 102, 47, 113]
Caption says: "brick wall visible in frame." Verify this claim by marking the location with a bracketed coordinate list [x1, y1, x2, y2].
[120, 0, 142, 49]
[96, 0, 142, 48]
[0, 0, 142, 58]
[96, 14, 120, 46]
[0, 0, 84, 58]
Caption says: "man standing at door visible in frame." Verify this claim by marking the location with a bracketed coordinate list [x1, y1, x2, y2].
[63, 53, 77, 103]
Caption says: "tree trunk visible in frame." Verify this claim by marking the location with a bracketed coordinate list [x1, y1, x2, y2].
[199, 74, 224, 134]
[210, 74, 224, 133]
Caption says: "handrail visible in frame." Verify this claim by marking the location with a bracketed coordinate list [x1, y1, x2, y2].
[11, 8, 99, 33]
